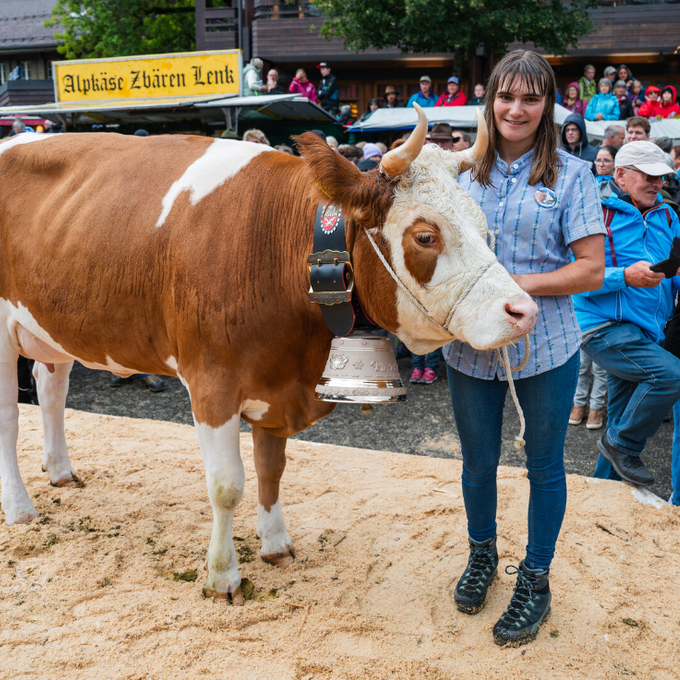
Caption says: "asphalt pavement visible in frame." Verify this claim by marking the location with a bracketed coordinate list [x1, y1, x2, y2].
[62, 358, 676, 501]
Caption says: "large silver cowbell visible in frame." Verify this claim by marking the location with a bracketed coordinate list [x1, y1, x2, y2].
[315, 331, 407, 404]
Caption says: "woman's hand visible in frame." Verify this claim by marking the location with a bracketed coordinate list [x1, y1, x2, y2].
[510, 234, 605, 296]
[596, 113, 604, 121]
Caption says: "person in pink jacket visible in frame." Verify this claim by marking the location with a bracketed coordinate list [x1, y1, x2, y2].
[561, 81, 587, 116]
[289, 69, 317, 103]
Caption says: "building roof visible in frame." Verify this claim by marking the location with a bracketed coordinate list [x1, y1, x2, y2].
[0, 0, 59, 53]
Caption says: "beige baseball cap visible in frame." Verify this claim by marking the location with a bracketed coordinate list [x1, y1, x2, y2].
[615, 141, 673, 176]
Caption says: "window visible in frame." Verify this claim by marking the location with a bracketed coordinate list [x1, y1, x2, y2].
[0, 63, 7, 85]
[21, 61, 32, 80]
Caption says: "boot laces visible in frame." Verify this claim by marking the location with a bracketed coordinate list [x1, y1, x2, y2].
[502, 565, 540, 622]
[463, 545, 496, 589]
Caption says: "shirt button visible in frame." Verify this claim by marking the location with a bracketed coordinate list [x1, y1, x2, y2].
[499, 201, 504, 207]
[511, 177, 517, 183]
[512, 164, 518, 169]
[495, 229, 500, 235]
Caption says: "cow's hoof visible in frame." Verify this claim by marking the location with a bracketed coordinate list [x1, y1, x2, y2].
[203, 584, 244, 606]
[50, 473, 80, 488]
[261, 547, 296, 568]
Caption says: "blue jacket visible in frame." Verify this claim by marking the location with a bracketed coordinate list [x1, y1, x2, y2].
[407, 91, 437, 108]
[585, 93, 620, 121]
[574, 177, 680, 343]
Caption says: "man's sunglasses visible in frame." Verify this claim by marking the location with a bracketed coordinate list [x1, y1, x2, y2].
[451, 136, 461, 143]
[623, 166, 668, 183]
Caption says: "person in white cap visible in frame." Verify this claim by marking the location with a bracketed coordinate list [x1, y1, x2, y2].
[574, 141, 680, 487]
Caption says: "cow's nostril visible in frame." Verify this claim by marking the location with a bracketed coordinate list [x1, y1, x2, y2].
[504, 303, 525, 321]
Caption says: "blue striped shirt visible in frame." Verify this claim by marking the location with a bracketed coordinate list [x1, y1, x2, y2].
[444, 148, 606, 380]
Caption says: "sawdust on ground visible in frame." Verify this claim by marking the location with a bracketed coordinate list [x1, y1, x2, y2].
[1, 406, 678, 680]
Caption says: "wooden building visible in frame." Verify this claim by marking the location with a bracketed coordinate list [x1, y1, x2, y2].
[196, 0, 680, 115]
[0, 0, 59, 107]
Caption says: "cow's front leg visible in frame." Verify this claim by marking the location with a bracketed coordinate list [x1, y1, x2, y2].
[252, 425, 295, 568]
[0, 358, 38, 524]
[34, 361, 78, 486]
[194, 413, 245, 604]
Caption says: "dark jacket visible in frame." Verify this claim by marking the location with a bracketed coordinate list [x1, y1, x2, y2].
[317, 73, 339, 111]
[267, 84, 288, 95]
[356, 158, 379, 172]
[560, 112, 597, 169]
[616, 95, 634, 120]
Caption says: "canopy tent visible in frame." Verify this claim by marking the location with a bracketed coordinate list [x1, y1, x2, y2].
[0, 93, 334, 131]
[348, 104, 680, 145]
[195, 93, 335, 129]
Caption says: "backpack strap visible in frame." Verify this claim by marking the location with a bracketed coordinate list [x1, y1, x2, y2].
[603, 206, 617, 267]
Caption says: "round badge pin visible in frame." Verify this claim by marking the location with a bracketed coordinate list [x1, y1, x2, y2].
[535, 187, 557, 208]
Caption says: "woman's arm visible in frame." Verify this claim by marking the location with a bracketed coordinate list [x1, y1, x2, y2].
[511, 234, 605, 296]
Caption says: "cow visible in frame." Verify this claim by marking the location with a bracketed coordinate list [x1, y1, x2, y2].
[0, 106, 537, 604]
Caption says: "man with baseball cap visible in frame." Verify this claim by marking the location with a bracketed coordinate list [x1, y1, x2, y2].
[574, 141, 680, 487]
[407, 76, 437, 108]
[436, 76, 467, 107]
[316, 62, 339, 115]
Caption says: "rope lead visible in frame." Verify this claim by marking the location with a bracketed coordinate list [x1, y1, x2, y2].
[496, 335, 530, 450]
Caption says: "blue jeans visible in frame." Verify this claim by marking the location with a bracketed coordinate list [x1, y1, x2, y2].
[412, 348, 442, 371]
[671, 401, 680, 505]
[582, 322, 680, 480]
[447, 351, 579, 571]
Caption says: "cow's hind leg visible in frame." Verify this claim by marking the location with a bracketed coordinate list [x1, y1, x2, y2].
[252, 425, 295, 568]
[0, 356, 38, 524]
[34, 361, 78, 486]
[194, 413, 245, 604]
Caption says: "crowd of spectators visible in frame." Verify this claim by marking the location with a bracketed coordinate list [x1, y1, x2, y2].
[571, 63, 680, 121]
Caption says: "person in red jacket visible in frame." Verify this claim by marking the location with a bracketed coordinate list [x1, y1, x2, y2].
[657, 86, 680, 119]
[637, 86, 661, 118]
[435, 77, 467, 106]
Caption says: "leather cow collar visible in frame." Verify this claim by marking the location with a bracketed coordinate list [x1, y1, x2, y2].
[307, 202, 377, 336]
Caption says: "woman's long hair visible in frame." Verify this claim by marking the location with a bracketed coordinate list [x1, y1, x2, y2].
[473, 50, 560, 189]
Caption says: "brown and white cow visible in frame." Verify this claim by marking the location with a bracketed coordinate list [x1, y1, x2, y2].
[0, 107, 537, 603]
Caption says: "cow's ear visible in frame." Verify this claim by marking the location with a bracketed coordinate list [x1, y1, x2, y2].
[294, 133, 381, 212]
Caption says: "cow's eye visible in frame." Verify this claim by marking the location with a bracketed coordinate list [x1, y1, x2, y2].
[416, 233, 436, 246]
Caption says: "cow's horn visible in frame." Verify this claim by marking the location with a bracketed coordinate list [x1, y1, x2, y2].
[456, 108, 488, 174]
[379, 103, 428, 179]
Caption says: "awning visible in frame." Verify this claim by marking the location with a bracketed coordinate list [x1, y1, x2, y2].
[0, 93, 334, 129]
[348, 104, 680, 144]
[0, 94, 239, 126]
[195, 93, 336, 122]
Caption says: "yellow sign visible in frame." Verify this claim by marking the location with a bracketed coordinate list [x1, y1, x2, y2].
[52, 50, 242, 103]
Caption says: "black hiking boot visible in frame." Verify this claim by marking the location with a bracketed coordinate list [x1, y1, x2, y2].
[597, 433, 654, 486]
[493, 560, 551, 647]
[454, 537, 498, 615]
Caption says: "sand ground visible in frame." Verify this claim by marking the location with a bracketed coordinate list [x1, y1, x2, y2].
[1, 406, 679, 680]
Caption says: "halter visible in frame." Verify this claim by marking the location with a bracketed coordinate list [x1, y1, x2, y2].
[363, 228, 495, 338]
[364, 226, 529, 450]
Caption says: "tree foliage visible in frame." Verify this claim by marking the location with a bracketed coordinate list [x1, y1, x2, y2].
[46, 0, 196, 59]
[315, 0, 598, 58]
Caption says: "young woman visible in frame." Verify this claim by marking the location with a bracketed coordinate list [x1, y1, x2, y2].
[446, 50, 605, 647]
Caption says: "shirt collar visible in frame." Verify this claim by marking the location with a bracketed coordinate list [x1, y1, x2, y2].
[494, 149, 534, 175]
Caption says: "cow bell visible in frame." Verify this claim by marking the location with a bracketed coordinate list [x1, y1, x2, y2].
[315, 331, 407, 404]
